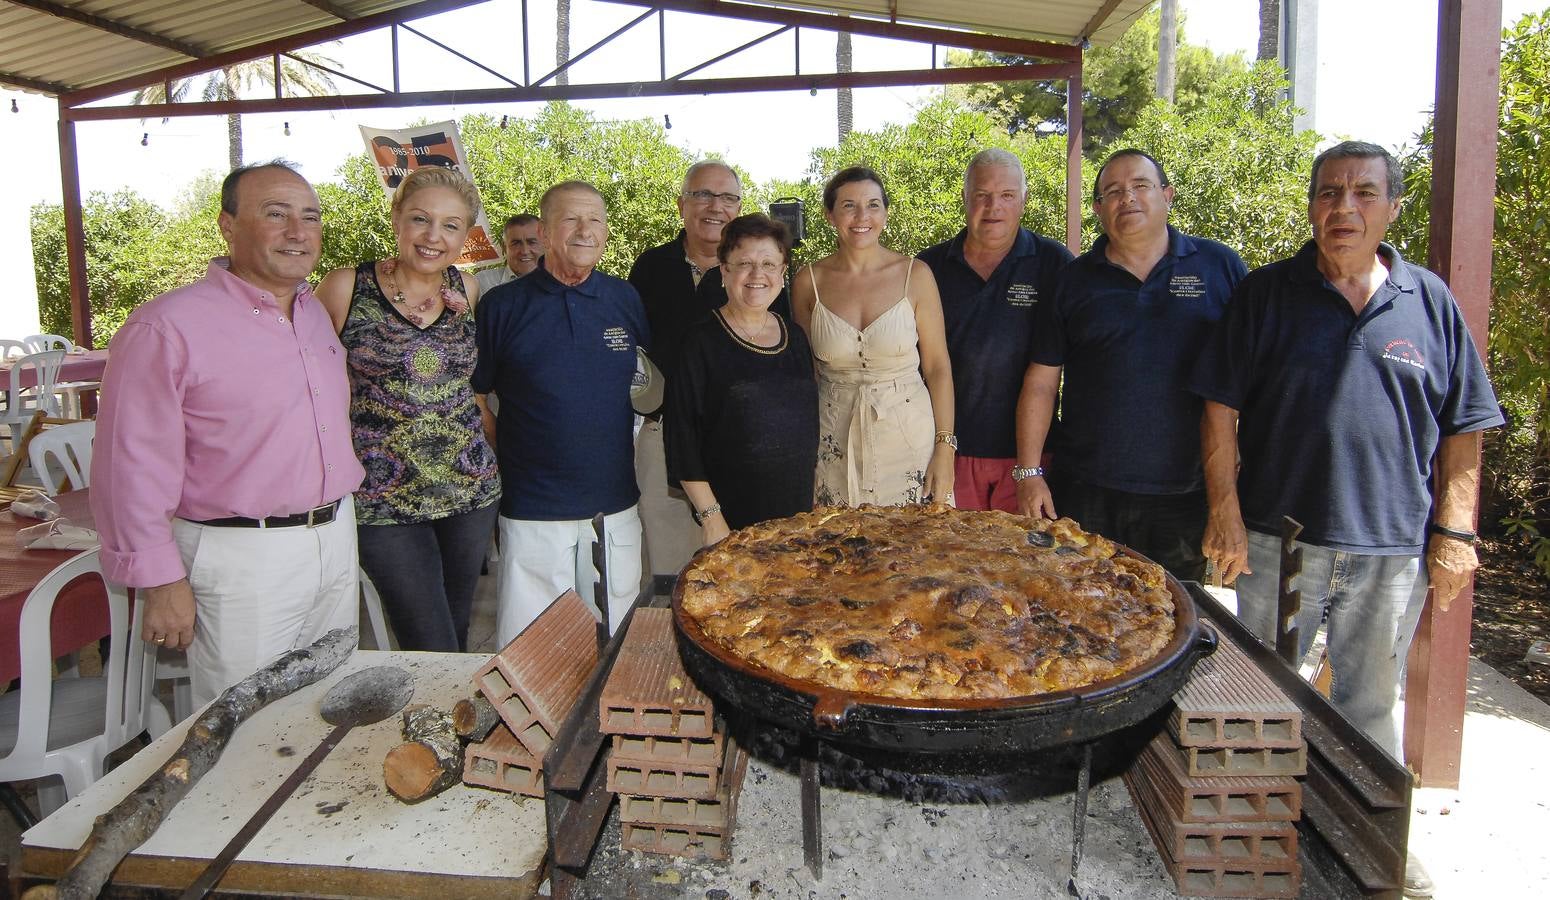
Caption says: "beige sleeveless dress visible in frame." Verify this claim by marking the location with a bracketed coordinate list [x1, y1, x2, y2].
[807, 263, 934, 506]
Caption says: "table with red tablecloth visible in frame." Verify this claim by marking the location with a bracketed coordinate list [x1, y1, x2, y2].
[0, 348, 109, 389]
[0, 490, 109, 684]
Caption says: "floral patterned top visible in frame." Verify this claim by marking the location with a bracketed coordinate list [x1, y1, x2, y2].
[339, 262, 500, 525]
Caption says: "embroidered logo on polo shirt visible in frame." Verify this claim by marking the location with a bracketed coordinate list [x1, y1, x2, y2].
[602, 326, 632, 352]
[1169, 274, 1206, 299]
[1005, 283, 1039, 307]
[1381, 339, 1426, 370]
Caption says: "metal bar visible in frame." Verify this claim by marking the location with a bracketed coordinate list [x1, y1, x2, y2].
[58, 118, 92, 348]
[1406, 0, 1501, 791]
[1191, 586, 1409, 891]
[296, 0, 357, 18]
[670, 25, 792, 81]
[391, 24, 401, 93]
[0, 70, 69, 94]
[1277, 515, 1304, 665]
[1066, 742, 1092, 896]
[521, 0, 530, 85]
[590, 513, 609, 649]
[1064, 62, 1083, 252]
[60, 0, 482, 107]
[546, 745, 616, 868]
[282, 51, 390, 94]
[794, 25, 801, 76]
[602, 0, 1080, 61]
[273, 54, 283, 99]
[659, 8, 667, 82]
[800, 736, 822, 879]
[66, 62, 1077, 121]
[534, 7, 657, 87]
[1079, 0, 1126, 40]
[5, 0, 207, 58]
[401, 23, 522, 87]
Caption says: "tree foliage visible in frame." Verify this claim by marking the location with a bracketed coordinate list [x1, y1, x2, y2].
[948, 9, 1247, 152]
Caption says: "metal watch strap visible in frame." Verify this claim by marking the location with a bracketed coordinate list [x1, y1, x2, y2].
[693, 503, 722, 525]
[1010, 465, 1045, 482]
[1429, 522, 1478, 544]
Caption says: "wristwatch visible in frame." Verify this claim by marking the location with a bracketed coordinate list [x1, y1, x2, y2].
[692, 503, 722, 526]
[1011, 465, 1046, 482]
[934, 431, 959, 451]
[1429, 522, 1478, 544]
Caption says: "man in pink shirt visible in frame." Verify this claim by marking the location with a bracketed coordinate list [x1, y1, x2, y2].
[91, 162, 366, 708]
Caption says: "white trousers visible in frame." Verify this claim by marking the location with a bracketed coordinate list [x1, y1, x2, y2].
[495, 505, 642, 645]
[634, 420, 699, 580]
[172, 495, 360, 710]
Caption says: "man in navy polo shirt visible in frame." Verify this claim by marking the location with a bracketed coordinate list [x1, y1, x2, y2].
[1016, 148, 1246, 581]
[473, 180, 649, 643]
[1191, 141, 1501, 761]
[918, 148, 1072, 512]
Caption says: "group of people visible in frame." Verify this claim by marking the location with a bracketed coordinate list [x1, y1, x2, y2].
[90, 141, 1499, 832]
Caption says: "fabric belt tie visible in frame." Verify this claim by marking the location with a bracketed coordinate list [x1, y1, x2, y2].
[196, 499, 342, 529]
[820, 373, 917, 506]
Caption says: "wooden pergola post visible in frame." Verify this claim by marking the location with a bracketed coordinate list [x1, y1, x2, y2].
[1064, 62, 1083, 254]
[1404, 0, 1502, 789]
[57, 115, 92, 348]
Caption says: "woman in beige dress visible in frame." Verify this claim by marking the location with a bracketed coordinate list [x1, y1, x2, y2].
[792, 166, 956, 507]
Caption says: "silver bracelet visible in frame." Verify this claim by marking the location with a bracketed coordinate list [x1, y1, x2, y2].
[693, 503, 722, 525]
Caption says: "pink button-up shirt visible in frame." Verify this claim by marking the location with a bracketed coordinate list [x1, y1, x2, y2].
[92, 259, 365, 588]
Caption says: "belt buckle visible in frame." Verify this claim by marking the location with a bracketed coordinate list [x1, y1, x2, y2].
[306, 505, 325, 528]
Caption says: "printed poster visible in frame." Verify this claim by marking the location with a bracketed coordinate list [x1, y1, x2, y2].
[358, 121, 498, 265]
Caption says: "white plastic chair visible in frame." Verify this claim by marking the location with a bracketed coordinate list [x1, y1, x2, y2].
[360, 568, 393, 651]
[3, 350, 65, 449]
[0, 551, 172, 816]
[22, 334, 74, 353]
[0, 339, 27, 360]
[27, 420, 94, 495]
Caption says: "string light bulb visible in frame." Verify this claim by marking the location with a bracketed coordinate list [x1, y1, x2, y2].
[664, 114, 672, 130]
[810, 86, 818, 96]
[9, 99, 17, 113]
[284, 121, 291, 136]
[141, 132, 149, 146]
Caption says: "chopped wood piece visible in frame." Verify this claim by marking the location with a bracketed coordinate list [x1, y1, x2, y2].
[23, 627, 358, 900]
[453, 695, 501, 741]
[385, 705, 462, 802]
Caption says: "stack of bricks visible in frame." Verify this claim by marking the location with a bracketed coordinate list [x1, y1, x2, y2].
[600, 608, 748, 861]
[462, 590, 599, 797]
[1125, 635, 1307, 898]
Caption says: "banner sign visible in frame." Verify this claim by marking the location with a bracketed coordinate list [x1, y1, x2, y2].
[358, 121, 498, 265]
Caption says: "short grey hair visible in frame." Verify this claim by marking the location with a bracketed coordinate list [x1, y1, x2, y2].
[1309, 140, 1403, 202]
[539, 180, 605, 219]
[681, 159, 739, 193]
[963, 148, 1026, 199]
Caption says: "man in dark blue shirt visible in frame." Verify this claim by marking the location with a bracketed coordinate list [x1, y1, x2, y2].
[473, 180, 649, 644]
[1017, 149, 1246, 581]
[918, 148, 1072, 512]
[1191, 141, 1501, 763]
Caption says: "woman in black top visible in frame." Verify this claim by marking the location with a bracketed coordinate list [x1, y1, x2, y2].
[665, 214, 819, 546]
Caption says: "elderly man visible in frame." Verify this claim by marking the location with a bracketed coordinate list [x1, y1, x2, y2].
[628, 160, 790, 587]
[92, 161, 364, 708]
[476, 213, 545, 293]
[473, 181, 648, 641]
[917, 149, 1072, 511]
[1016, 149, 1245, 582]
[1191, 140, 1501, 757]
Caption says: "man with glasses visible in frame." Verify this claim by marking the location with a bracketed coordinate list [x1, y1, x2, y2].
[1015, 148, 1246, 582]
[918, 148, 1072, 512]
[628, 160, 790, 590]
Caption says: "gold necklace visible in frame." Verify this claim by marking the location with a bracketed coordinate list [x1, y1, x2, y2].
[382, 262, 448, 326]
[724, 310, 772, 345]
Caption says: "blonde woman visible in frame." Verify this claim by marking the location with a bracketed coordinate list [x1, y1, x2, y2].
[316, 166, 499, 651]
[791, 166, 956, 507]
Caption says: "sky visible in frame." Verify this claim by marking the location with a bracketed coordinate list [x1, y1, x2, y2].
[1, 0, 1543, 213]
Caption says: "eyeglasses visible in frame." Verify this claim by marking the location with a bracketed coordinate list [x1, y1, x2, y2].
[683, 189, 742, 205]
[1097, 181, 1160, 204]
[724, 260, 784, 276]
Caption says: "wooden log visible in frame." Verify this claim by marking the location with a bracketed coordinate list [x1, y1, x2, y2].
[23, 626, 359, 900]
[452, 694, 501, 742]
[385, 705, 463, 803]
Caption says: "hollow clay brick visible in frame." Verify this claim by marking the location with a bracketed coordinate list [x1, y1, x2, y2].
[473, 589, 599, 758]
[599, 608, 714, 738]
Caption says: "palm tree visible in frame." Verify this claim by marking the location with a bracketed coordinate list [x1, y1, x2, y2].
[836, 30, 853, 143]
[132, 51, 338, 170]
[1258, 0, 1281, 62]
[557, 0, 572, 86]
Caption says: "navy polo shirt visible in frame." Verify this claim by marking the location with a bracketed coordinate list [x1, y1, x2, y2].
[918, 228, 1073, 458]
[471, 260, 650, 521]
[1189, 241, 1503, 554]
[1030, 226, 1246, 494]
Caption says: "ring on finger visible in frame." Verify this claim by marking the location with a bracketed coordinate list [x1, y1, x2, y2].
[153, 635, 167, 644]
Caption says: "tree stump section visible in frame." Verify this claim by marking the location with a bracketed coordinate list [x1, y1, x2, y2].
[385, 705, 463, 802]
[453, 695, 501, 742]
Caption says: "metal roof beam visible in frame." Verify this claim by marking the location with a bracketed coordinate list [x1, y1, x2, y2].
[0, 68, 70, 94]
[4, 0, 209, 58]
[63, 61, 1077, 121]
[296, 0, 358, 18]
[1079, 0, 1125, 41]
[602, 0, 1080, 61]
[60, 0, 485, 106]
